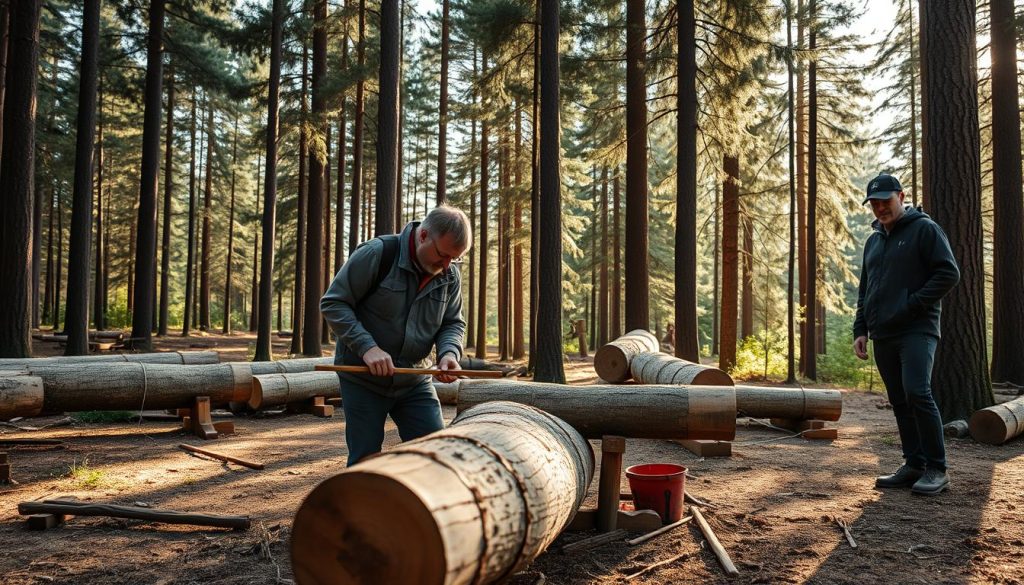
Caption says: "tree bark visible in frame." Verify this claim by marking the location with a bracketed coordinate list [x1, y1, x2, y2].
[224, 113, 240, 334]
[921, 2, 994, 421]
[291, 401, 594, 585]
[968, 395, 1024, 445]
[593, 329, 660, 383]
[158, 64, 174, 336]
[291, 41, 310, 356]
[987, 0, 1024, 385]
[249, 371, 339, 409]
[512, 108, 525, 359]
[348, 0, 366, 255]
[0, 2, 8, 159]
[199, 104, 214, 331]
[183, 91, 198, 336]
[535, 2, 564, 383]
[128, 0, 165, 352]
[719, 155, 739, 371]
[0, 350, 218, 369]
[0, 376, 44, 419]
[612, 171, 621, 340]
[303, 1, 328, 356]
[733, 384, 842, 421]
[64, 0, 101, 356]
[475, 52, 490, 360]
[457, 381, 736, 440]
[374, 0, 399, 237]
[436, 0, 450, 205]
[804, 0, 818, 380]
[598, 166, 609, 349]
[629, 351, 733, 386]
[624, 0, 649, 332]
[740, 215, 753, 340]
[796, 0, 808, 375]
[675, 0, 699, 362]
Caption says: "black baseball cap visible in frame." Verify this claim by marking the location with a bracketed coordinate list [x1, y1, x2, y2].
[863, 173, 903, 205]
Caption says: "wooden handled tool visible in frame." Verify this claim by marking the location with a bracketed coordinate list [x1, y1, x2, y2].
[314, 364, 506, 379]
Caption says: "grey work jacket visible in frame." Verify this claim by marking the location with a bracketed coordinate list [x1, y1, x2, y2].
[320, 222, 465, 396]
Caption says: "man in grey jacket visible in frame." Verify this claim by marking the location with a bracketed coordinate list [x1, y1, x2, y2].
[321, 205, 471, 465]
[853, 173, 959, 496]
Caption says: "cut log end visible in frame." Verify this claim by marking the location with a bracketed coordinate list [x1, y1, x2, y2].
[969, 408, 1015, 445]
[291, 471, 448, 585]
[593, 347, 628, 383]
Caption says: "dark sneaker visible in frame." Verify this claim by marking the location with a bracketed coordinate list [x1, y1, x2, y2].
[911, 469, 949, 496]
[875, 465, 925, 489]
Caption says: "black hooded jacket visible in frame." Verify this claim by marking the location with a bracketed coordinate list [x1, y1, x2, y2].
[853, 206, 960, 341]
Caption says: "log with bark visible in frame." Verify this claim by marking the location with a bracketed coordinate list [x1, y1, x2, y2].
[629, 351, 733, 386]
[0, 357, 333, 417]
[593, 329, 660, 382]
[434, 381, 459, 405]
[969, 395, 1024, 445]
[291, 401, 594, 585]
[0, 350, 219, 368]
[0, 376, 44, 419]
[455, 380, 736, 440]
[248, 371, 340, 410]
[733, 385, 842, 422]
[17, 499, 250, 530]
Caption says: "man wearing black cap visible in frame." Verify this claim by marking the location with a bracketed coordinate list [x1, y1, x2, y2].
[853, 173, 960, 496]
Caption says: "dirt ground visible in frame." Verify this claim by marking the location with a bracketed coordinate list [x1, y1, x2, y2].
[2, 332, 1023, 585]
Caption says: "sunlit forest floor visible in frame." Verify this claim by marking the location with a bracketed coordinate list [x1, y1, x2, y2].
[1, 334, 1022, 584]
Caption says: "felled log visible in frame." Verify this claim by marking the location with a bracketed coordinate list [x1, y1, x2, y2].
[0, 350, 219, 369]
[733, 385, 842, 421]
[0, 357, 333, 416]
[593, 330, 660, 382]
[17, 499, 250, 530]
[969, 395, 1024, 445]
[435, 381, 459, 405]
[0, 376, 44, 419]
[456, 380, 736, 440]
[629, 352, 733, 386]
[249, 371, 340, 410]
[291, 401, 594, 585]
[0, 366, 29, 376]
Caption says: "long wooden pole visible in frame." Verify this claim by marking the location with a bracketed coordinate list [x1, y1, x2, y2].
[314, 365, 505, 378]
[179, 444, 264, 470]
[18, 499, 250, 530]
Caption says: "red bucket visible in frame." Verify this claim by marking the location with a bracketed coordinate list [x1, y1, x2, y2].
[625, 463, 687, 524]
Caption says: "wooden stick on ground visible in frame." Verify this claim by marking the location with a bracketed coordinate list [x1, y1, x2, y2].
[685, 491, 714, 508]
[179, 444, 265, 470]
[626, 515, 693, 546]
[560, 528, 627, 553]
[624, 550, 698, 581]
[17, 499, 251, 530]
[836, 517, 858, 549]
[691, 506, 739, 577]
[314, 364, 505, 378]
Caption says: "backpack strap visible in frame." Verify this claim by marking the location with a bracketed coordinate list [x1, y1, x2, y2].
[363, 235, 400, 301]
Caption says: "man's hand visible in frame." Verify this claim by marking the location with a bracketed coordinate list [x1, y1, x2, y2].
[436, 353, 461, 384]
[363, 346, 395, 377]
[853, 336, 869, 361]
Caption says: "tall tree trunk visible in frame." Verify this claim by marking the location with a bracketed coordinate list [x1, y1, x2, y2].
[528, 20, 540, 371]
[534, 0, 564, 383]
[624, 0, 649, 332]
[497, 133, 508, 361]
[348, 0, 366, 254]
[436, 0, 450, 205]
[988, 0, 1024, 385]
[128, 0, 165, 352]
[511, 106, 524, 359]
[907, 0, 919, 205]
[804, 2, 818, 380]
[375, 0, 399, 236]
[183, 92, 198, 336]
[291, 41, 310, 355]
[64, 0, 101, 356]
[917, 1, 930, 208]
[250, 157, 261, 333]
[467, 65, 477, 349]
[674, 0, 698, 361]
[158, 63, 173, 336]
[323, 123, 332, 344]
[719, 155, 739, 372]
[475, 52, 489, 360]
[254, 0, 283, 362]
[0, 2, 8, 159]
[785, 2, 797, 384]
[43, 186, 54, 325]
[712, 176, 719, 355]
[588, 170, 597, 351]
[199, 103, 213, 331]
[126, 208, 133, 317]
[611, 170, 621, 340]
[335, 105, 347, 270]
[796, 0, 808, 375]
[740, 215, 753, 340]
[598, 166, 609, 349]
[56, 199, 65, 330]
[304, 0, 328, 356]
[922, 2, 993, 420]
[224, 113, 239, 334]
[0, 0, 41, 357]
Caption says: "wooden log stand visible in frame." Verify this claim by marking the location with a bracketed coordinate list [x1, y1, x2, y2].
[285, 396, 334, 417]
[180, 397, 235, 440]
[566, 436, 663, 534]
[676, 439, 732, 457]
[0, 452, 10, 484]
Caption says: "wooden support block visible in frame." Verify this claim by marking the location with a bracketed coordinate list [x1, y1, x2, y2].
[286, 396, 334, 417]
[27, 513, 66, 530]
[597, 436, 625, 533]
[0, 462, 10, 483]
[771, 418, 825, 432]
[566, 508, 663, 532]
[182, 397, 219, 440]
[802, 428, 838, 440]
[212, 421, 235, 436]
[677, 439, 732, 457]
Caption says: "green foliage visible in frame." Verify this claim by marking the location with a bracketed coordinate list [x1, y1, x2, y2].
[66, 457, 114, 490]
[730, 329, 789, 381]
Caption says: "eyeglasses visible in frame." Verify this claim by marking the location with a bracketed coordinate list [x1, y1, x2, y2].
[429, 236, 463, 264]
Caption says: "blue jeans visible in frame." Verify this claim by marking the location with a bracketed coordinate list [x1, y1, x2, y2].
[872, 333, 947, 471]
[339, 378, 444, 466]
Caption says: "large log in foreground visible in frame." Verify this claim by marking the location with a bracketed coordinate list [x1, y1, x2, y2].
[0, 377, 44, 419]
[733, 385, 843, 422]
[593, 329, 660, 382]
[629, 351, 734, 386]
[456, 380, 737, 440]
[969, 395, 1024, 445]
[4, 357, 334, 416]
[291, 401, 594, 585]
[0, 350, 219, 368]
[249, 371, 341, 409]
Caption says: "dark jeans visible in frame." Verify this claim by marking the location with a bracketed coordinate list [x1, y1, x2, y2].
[339, 378, 445, 466]
[873, 333, 947, 471]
